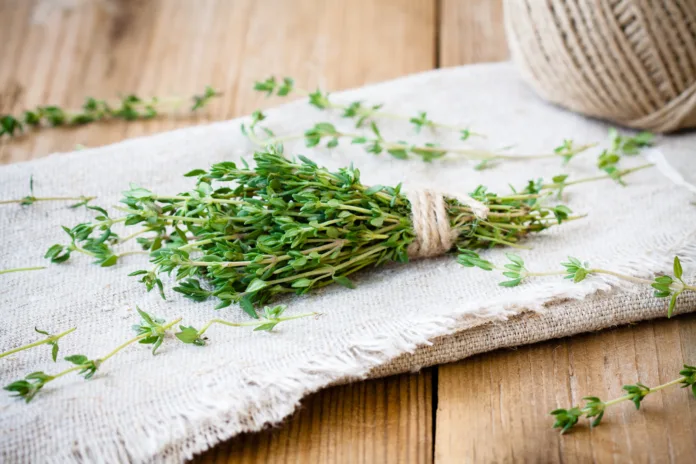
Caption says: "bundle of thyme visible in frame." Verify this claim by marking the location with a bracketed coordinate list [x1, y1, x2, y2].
[34, 145, 574, 316]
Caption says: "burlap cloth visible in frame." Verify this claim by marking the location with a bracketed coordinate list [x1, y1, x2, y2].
[1, 63, 696, 462]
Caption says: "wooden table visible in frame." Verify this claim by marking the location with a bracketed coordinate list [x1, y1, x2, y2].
[2, 1, 695, 462]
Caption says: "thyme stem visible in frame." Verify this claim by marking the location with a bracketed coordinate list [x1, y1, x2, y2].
[196, 312, 318, 336]
[100, 317, 181, 363]
[0, 327, 76, 360]
[0, 196, 96, 205]
[0, 266, 46, 275]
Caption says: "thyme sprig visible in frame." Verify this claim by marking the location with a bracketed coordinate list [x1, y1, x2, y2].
[0, 86, 221, 139]
[597, 129, 654, 184]
[0, 327, 76, 362]
[527, 163, 653, 198]
[175, 305, 318, 345]
[551, 365, 696, 433]
[0, 266, 46, 275]
[302, 122, 596, 163]
[4, 309, 181, 402]
[3, 307, 314, 402]
[0, 176, 94, 207]
[458, 252, 696, 431]
[460, 254, 695, 318]
[253, 76, 484, 138]
[44, 205, 148, 267]
[244, 116, 596, 164]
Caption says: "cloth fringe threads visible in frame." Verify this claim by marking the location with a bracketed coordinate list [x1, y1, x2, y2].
[503, 0, 696, 133]
[406, 190, 489, 259]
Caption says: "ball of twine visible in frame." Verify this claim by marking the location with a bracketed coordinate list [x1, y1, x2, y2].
[503, 0, 696, 133]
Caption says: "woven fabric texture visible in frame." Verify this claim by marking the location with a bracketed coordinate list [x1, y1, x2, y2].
[504, 0, 696, 132]
[1, 63, 695, 463]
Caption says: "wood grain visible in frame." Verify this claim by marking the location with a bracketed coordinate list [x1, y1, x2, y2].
[1, 0, 436, 163]
[435, 2, 696, 463]
[0, 0, 436, 461]
[435, 314, 696, 463]
[6, 0, 694, 462]
[439, 0, 509, 66]
[199, 371, 433, 464]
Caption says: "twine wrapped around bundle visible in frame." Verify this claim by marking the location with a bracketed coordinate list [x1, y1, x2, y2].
[407, 190, 489, 259]
[504, 0, 696, 133]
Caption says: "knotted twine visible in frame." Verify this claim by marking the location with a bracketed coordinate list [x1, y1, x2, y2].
[504, 0, 696, 133]
[406, 190, 489, 259]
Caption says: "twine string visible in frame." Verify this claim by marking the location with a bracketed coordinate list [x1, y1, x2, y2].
[504, 0, 696, 133]
[407, 190, 489, 259]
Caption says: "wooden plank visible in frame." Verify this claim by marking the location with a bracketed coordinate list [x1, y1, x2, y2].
[199, 371, 433, 464]
[0, 0, 436, 461]
[1, 0, 437, 163]
[437, 1, 696, 461]
[435, 314, 696, 462]
[439, 0, 508, 66]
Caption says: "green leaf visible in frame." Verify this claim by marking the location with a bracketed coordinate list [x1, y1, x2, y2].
[99, 254, 118, 267]
[333, 275, 356, 289]
[239, 296, 259, 319]
[297, 155, 317, 167]
[668, 291, 681, 318]
[253, 322, 278, 332]
[184, 169, 206, 177]
[364, 185, 384, 195]
[136, 307, 156, 327]
[246, 278, 268, 293]
[674, 256, 683, 280]
[574, 267, 587, 282]
[387, 148, 408, 159]
[291, 278, 312, 288]
[175, 326, 204, 345]
[370, 121, 382, 138]
[64, 354, 88, 365]
[457, 250, 494, 271]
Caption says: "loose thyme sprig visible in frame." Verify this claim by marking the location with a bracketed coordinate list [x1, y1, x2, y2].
[175, 305, 318, 345]
[551, 365, 696, 433]
[44, 205, 148, 267]
[46, 146, 576, 313]
[3, 309, 181, 402]
[0, 327, 76, 362]
[0, 266, 46, 275]
[304, 122, 596, 163]
[460, 254, 695, 318]
[253, 76, 484, 138]
[597, 128, 654, 184]
[0, 176, 94, 207]
[457, 252, 696, 431]
[243, 117, 596, 164]
[525, 163, 653, 199]
[0, 86, 221, 139]
[253, 79, 654, 172]
[3, 307, 314, 402]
